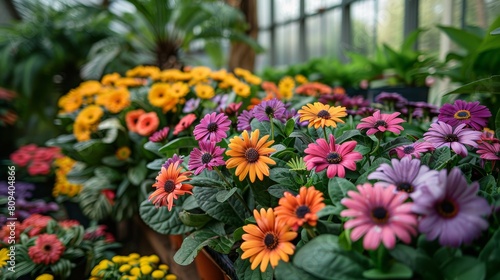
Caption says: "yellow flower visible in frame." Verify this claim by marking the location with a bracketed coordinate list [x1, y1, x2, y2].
[97, 87, 131, 114]
[234, 67, 252, 78]
[101, 72, 121, 86]
[279, 76, 295, 91]
[159, 264, 169, 271]
[165, 274, 177, 280]
[148, 83, 171, 108]
[295, 74, 308, 84]
[232, 82, 251, 98]
[73, 121, 94, 142]
[148, 255, 160, 264]
[245, 74, 262, 85]
[115, 77, 146, 88]
[189, 66, 211, 82]
[152, 270, 165, 279]
[194, 84, 215, 99]
[168, 82, 189, 98]
[126, 65, 160, 79]
[58, 90, 83, 113]
[35, 274, 54, 280]
[129, 253, 140, 260]
[219, 74, 238, 89]
[279, 88, 293, 100]
[141, 264, 153, 275]
[119, 264, 132, 273]
[130, 267, 141, 276]
[0, 248, 9, 268]
[75, 105, 103, 125]
[210, 69, 227, 81]
[78, 81, 102, 96]
[298, 102, 347, 129]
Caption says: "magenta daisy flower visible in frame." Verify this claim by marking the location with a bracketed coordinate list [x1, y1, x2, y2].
[477, 142, 500, 161]
[252, 98, 286, 122]
[356, 110, 405, 136]
[367, 157, 438, 199]
[375, 92, 408, 105]
[149, 127, 170, 142]
[188, 140, 226, 175]
[412, 168, 491, 247]
[193, 112, 231, 142]
[237, 109, 254, 132]
[438, 100, 492, 131]
[304, 134, 362, 178]
[341, 183, 418, 250]
[162, 154, 184, 169]
[394, 141, 435, 159]
[423, 122, 481, 157]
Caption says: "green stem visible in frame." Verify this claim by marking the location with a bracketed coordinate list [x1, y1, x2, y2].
[372, 245, 390, 272]
[214, 167, 232, 190]
[270, 116, 275, 140]
[323, 127, 328, 140]
[306, 227, 317, 239]
[234, 191, 252, 214]
[369, 136, 381, 156]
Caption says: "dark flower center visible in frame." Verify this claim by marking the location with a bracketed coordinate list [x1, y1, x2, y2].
[371, 207, 389, 223]
[454, 110, 471, 120]
[437, 199, 459, 218]
[397, 182, 414, 193]
[245, 148, 260, 163]
[403, 146, 415, 154]
[163, 179, 176, 193]
[201, 153, 213, 164]
[265, 106, 275, 117]
[207, 122, 218, 132]
[43, 244, 52, 252]
[444, 134, 459, 142]
[374, 120, 387, 127]
[264, 233, 279, 250]
[317, 110, 331, 119]
[295, 205, 311, 219]
[326, 152, 342, 164]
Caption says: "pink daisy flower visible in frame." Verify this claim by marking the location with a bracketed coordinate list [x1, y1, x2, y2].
[304, 135, 362, 178]
[341, 183, 418, 250]
[393, 141, 435, 159]
[477, 142, 500, 161]
[356, 110, 405, 136]
[149, 126, 170, 142]
[193, 112, 231, 142]
[188, 140, 226, 175]
[423, 122, 481, 157]
[28, 234, 66, 265]
[173, 113, 197, 135]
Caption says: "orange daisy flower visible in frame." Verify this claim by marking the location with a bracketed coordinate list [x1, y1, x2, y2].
[225, 129, 276, 183]
[149, 162, 194, 211]
[241, 208, 297, 272]
[125, 109, 145, 132]
[298, 102, 347, 129]
[274, 186, 326, 231]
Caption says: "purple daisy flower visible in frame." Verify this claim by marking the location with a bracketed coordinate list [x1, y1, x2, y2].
[237, 109, 254, 132]
[0, 181, 34, 200]
[412, 167, 491, 247]
[423, 122, 481, 157]
[183, 98, 201, 113]
[438, 100, 492, 131]
[162, 154, 183, 169]
[252, 98, 286, 122]
[375, 92, 408, 105]
[149, 127, 170, 143]
[193, 112, 231, 142]
[394, 141, 435, 159]
[212, 94, 229, 112]
[188, 140, 226, 175]
[367, 157, 438, 199]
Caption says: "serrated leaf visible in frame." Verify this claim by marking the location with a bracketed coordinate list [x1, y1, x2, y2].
[139, 198, 194, 235]
[193, 186, 248, 226]
[178, 210, 213, 227]
[216, 188, 238, 203]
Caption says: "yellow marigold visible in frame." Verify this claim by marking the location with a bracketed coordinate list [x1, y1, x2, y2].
[148, 255, 160, 264]
[234, 67, 252, 78]
[54, 157, 76, 173]
[141, 265, 153, 275]
[232, 82, 251, 98]
[210, 69, 228, 81]
[159, 264, 169, 271]
[67, 184, 82, 197]
[152, 270, 165, 279]
[245, 74, 262, 86]
[194, 84, 215, 99]
[78, 81, 102, 96]
[189, 66, 211, 81]
[219, 74, 238, 89]
[126, 65, 160, 78]
[119, 264, 132, 273]
[73, 122, 94, 142]
[101, 72, 121, 86]
[279, 76, 295, 91]
[168, 82, 189, 98]
[58, 90, 83, 114]
[0, 248, 9, 268]
[115, 77, 147, 88]
[148, 83, 171, 108]
[35, 274, 54, 280]
[279, 88, 293, 100]
[295, 74, 308, 84]
[129, 253, 140, 259]
[116, 147, 131, 160]
[98, 87, 131, 114]
[130, 267, 141, 276]
[75, 105, 103, 125]
[165, 274, 177, 280]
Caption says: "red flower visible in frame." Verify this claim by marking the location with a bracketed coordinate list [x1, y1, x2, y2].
[173, 113, 197, 135]
[125, 109, 145, 132]
[28, 234, 66, 265]
[27, 161, 51, 176]
[10, 151, 31, 167]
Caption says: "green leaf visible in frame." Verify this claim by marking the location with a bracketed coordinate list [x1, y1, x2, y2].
[143, 141, 164, 157]
[139, 198, 194, 235]
[444, 75, 500, 95]
[234, 256, 274, 280]
[363, 262, 413, 279]
[128, 161, 148, 186]
[438, 25, 483, 53]
[94, 166, 122, 182]
[159, 137, 199, 152]
[193, 186, 249, 225]
[328, 177, 356, 204]
[284, 118, 295, 136]
[74, 140, 110, 165]
[441, 256, 486, 280]
[216, 188, 238, 203]
[146, 158, 165, 170]
[293, 234, 369, 279]
[335, 130, 362, 144]
[269, 167, 296, 186]
[479, 228, 500, 279]
[381, 136, 413, 153]
[275, 261, 318, 280]
[268, 184, 296, 198]
[78, 177, 114, 221]
[178, 210, 213, 228]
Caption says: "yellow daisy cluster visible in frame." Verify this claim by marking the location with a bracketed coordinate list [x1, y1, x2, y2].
[126, 66, 161, 79]
[35, 274, 54, 280]
[90, 253, 177, 280]
[0, 248, 9, 268]
[52, 157, 82, 198]
[278, 76, 295, 100]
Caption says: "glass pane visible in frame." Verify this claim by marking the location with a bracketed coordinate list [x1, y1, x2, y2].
[287, 22, 300, 65]
[305, 0, 341, 15]
[306, 16, 323, 59]
[375, 0, 403, 50]
[257, 0, 271, 28]
[275, 25, 287, 65]
[351, 0, 377, 56]
[419, 0, 445, 54]
[464, 0, 500, 28]
[255, 31, 271, 71]
[324, 9, 341, 58]
[274, 0, 300, 23]
[486, 0, 500, 26]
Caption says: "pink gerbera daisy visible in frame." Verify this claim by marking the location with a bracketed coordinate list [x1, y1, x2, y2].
[477, 142, 500, 161]
[28, 234, 66, 265]
[356, 110, 405, 136]
[193, 112, 231, 142]
[304, 134, 362, 178]
[393, 141, 435, 159]
[341, 183, 418, 250]
[188, 140, 226, 175]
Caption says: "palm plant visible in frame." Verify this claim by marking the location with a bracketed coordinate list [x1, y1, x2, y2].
[81, 0, 262, 80]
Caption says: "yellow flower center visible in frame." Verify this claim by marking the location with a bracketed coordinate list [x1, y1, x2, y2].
[453, 110, 471, 120]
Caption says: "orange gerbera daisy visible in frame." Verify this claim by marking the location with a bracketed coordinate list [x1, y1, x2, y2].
[149, 162, 193, 211]
[241, 208, 297, 272]
[225, 129, 276, 183]
[274, 186, 326, 231]
[136, 112, 160, 136]
[298, 102, 347, 129]
[125, 109, 146, 132]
